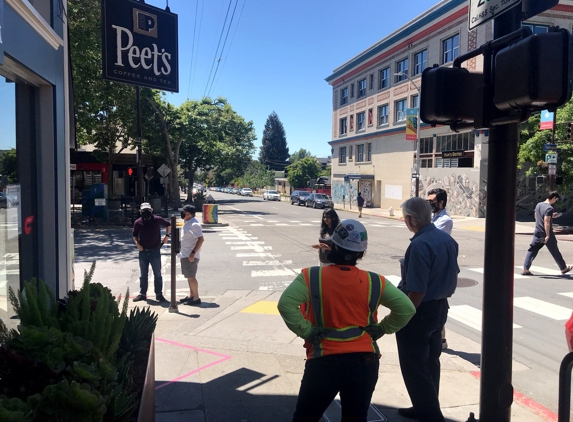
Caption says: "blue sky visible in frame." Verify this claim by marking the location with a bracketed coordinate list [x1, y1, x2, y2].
[155, 0, 439, 158]
[1, 0, 440, 156]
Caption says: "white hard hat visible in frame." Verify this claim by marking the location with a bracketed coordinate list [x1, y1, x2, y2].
[331, 219, 368, 252]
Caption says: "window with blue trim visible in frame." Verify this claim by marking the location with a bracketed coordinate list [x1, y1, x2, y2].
[442, 34, 460, 64]
[379, 67, 389, 89]
[413, 49, 427, 76]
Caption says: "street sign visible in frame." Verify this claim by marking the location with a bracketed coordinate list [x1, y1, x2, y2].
[540, 110, 554, 130]
[469, 0, 521, 31]
[157, 163, 171, 177]
[543, 143, 556, 151]
[549, 164, 557, 175]
[546, 153, 558, 164]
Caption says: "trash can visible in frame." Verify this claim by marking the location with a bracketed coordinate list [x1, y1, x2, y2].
[202, 204, 218, 224]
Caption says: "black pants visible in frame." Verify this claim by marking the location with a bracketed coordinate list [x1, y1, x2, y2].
[396, 299, 448, 422]
[292, 352, 379, 422]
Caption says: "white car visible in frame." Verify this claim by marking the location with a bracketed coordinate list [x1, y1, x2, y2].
[240, 188, 253, 196]
[263, 190, 280, 201]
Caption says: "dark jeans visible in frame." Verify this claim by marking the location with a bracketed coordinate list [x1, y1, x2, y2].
[292, 352, 379, 422]
[138, 248, 163, 296]
[523, 234, 566, 271]
[396, 299, 448, 422]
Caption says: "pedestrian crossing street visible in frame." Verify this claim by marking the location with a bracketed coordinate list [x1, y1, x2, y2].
[208, 225, 573, 334]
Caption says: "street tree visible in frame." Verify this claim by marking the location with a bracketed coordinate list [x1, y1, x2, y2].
[286, 156, 322, 189]
[0, 149, 17, 183]
[289, 148, 312, 164]
[237, 161, 276, 189]
[259, 112, 289, 171]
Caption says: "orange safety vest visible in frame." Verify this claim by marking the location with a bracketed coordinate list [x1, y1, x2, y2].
[300, 265, 386, 359]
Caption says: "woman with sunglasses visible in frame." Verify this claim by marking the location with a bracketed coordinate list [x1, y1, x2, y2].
[311, 208, 340, 266]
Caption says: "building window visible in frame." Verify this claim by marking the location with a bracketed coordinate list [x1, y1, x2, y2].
[368, 108, 373, 126]
[419, 137, 434, 154]
[379, 67, 389, 89]
[340, 88, 348, 106]
[395, 58, 409, 82]
[411, 95, 419, 109]
[436, 131, 475, 152]
[378, 104, 388, 125]
[357, 112, 365, 131]
[349, 145, 354, 161]
[357, 144, 364, 162]
[413, 49, 427, 76]
[350, 115, 354, 131]
[436, 158, 459, 168]
[442, 34, 460, 64]
[351, 83, 355, 98]
[421, 158, 433, 168]
[395, 99, 407, 122]
[340, 117, 348, 135]
[369, 74, 374, 90]
[367, 143, 372, 161]
[339, 147, 347, 163]
[522, 23, 549, 34]
[358, 79, 367, 98]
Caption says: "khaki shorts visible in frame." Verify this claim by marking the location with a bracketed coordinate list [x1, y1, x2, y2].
[181, 258, 200, 278]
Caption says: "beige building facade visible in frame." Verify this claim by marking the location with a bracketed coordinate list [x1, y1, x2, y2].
[326, 0, 573, 217]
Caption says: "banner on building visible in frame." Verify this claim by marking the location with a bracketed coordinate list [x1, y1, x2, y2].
[539, 109, 554, 130]
[101, 0, 179, 92]
[406, 108, 418, 141]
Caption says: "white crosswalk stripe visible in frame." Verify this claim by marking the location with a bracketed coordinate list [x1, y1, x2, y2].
[448, 305, 523, 331]
[514, 297, 571, 320]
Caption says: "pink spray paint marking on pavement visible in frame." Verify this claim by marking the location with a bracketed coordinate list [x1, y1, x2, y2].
[155, 337, 232, 390]
[471, 371, 557, 421]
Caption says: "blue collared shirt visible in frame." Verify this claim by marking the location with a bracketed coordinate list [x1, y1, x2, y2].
[399, 223, 459, 302]
[432, 209, 453, 235]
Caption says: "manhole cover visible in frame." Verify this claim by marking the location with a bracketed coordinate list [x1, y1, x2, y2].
[457, 277, 478, 288]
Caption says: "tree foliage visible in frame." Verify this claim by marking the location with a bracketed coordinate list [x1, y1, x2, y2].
[518, 104, 573, 187]
[236, 161, 275, 189]
[286, 156, 322, 189]
[0, 149, 17, 183]
[289, 148, 312, 164]
[259, 112, 289, 170]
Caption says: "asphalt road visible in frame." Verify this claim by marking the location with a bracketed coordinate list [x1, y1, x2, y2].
[206, 191, 573, 415]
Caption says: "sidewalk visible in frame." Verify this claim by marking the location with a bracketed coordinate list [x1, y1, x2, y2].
[78, 210, 553, 422]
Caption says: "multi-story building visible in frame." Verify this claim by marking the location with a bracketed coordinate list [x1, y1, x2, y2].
[326, 0, 573, 217]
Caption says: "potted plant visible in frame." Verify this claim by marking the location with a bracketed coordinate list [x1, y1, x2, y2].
[0, 262, 157, 422]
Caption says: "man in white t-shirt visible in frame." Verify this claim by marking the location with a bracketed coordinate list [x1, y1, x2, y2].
[177, 204, 204, 306]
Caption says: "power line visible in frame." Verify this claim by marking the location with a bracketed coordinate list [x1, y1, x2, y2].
[203, 0, 233, 98]
[187, 0, 204, 100]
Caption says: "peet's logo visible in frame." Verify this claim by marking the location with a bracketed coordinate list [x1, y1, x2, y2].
[133, 9, 157, 38]
[102, 0, 178, 92]
[111, 24, 172, 76]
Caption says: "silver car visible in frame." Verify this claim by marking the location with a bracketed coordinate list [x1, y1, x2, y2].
[305, 193, 334, 209]
[263, 190, 280, 201]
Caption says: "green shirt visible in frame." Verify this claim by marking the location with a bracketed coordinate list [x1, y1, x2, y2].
[277, 268, 416, 339]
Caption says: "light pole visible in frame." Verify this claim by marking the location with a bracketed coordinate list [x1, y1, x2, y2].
[395, 72, 421, 197]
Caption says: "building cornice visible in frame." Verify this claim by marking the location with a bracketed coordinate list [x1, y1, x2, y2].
[6, 0, 63, 50]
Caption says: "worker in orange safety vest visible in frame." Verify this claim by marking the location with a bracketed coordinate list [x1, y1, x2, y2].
[278, 219, 416, 422]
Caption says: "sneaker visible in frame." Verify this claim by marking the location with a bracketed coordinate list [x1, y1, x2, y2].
[156, 294, 168, 303]
[442, 339, 448, 350]
[133, 294, 147, 302]
[185, 298, 202, 306]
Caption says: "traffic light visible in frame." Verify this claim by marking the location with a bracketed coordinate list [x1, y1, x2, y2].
[568, 122, 573, 140]
[420, 65, 484, 127]
[494, 28, 573, 112]
[127, 168, 133, 176]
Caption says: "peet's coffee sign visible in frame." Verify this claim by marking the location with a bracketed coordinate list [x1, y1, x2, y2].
[102, 0, 178, 92]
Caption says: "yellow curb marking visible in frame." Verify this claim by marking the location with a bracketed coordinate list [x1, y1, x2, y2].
[240, 300, 280, 315]
[460, 225, 485, 232]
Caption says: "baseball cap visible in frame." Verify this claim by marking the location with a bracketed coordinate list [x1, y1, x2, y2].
[140, 202, 152, 210]
[181, 204, 196, 214]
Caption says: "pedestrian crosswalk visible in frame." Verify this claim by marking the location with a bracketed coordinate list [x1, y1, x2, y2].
[206, 225, 573, 337]
[235, 218, 403, 228]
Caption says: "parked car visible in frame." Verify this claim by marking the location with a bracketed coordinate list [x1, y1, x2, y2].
[0, 192, 13, 209]
[240, 188, 253, 196]
[233, 188, 240, 194]
[305, 193, 334, 209]
[290, 190, 311, 206]
[263, 190, 281, 201]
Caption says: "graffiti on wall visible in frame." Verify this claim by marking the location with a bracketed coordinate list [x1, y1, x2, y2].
[331, 180, 359, 208]
[412, 171, 484, 217]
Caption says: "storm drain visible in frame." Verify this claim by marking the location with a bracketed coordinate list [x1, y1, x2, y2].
[457, 277, 478, 288]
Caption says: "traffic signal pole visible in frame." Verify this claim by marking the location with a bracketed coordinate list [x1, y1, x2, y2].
[136, 86, 144, 205]
[479, 7, 521, 422]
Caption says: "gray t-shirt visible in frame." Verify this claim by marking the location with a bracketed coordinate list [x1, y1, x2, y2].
[534, 202, 554, 237]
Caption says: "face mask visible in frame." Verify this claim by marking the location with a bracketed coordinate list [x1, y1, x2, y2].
[430, 202, 440, 214]
[141, 210, 152, 220]
[180, 212, 186, 219]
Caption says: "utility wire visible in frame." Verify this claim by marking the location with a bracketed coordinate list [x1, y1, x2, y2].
[204, 0, 233, 98]
[186, 0, 200, 99]
[206, 0, 240, 97]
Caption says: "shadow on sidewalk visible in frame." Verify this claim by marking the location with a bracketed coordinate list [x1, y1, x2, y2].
[154, 367, 465, 422]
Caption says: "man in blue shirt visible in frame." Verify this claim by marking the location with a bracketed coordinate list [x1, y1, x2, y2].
[427, 188, 452, 235]
[396, 197, 459, 422]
